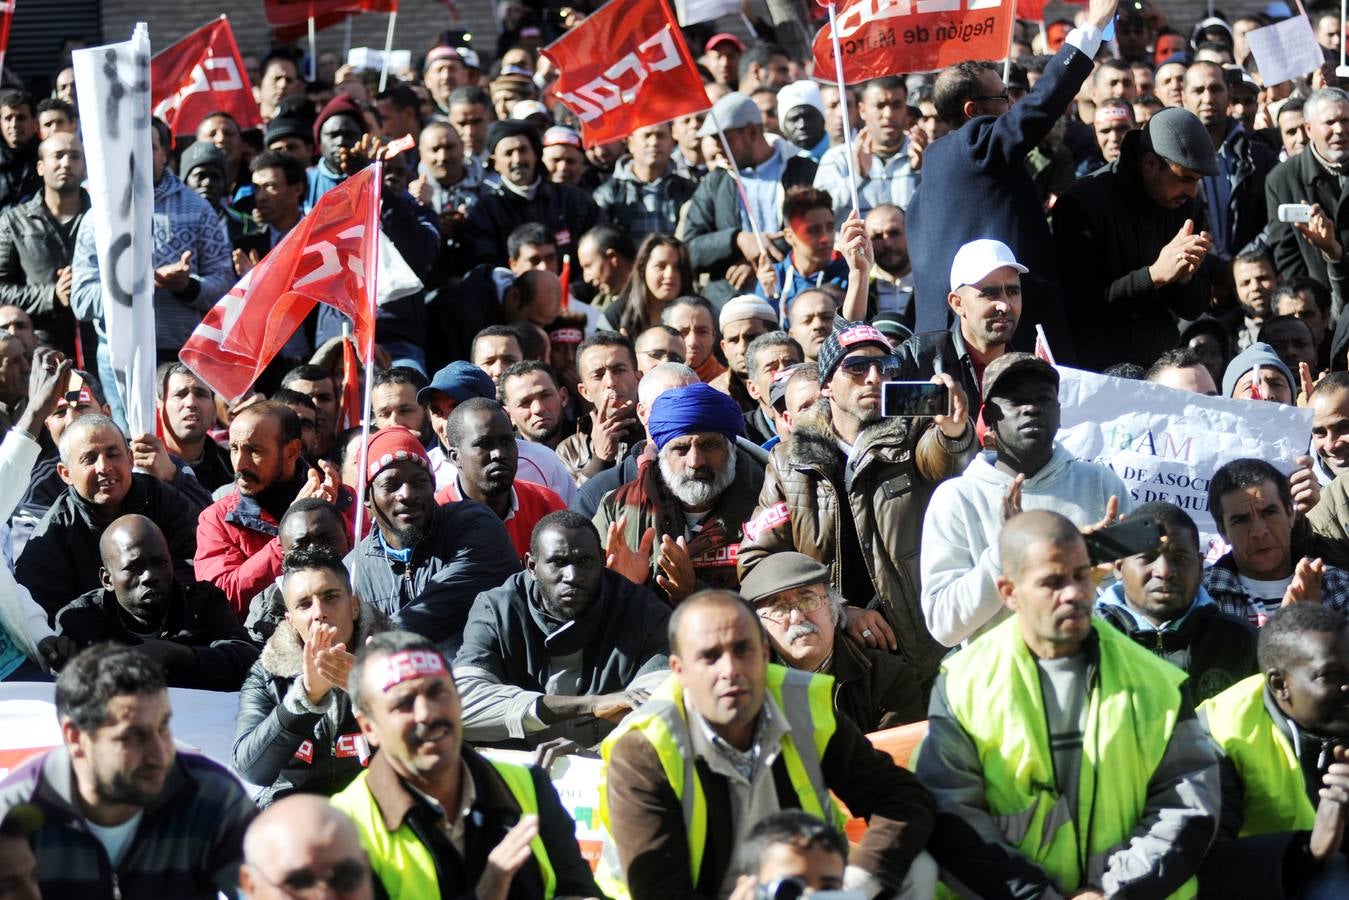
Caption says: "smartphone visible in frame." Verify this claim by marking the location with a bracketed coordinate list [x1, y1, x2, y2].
[1277, 203, 1314, 224]
[881, 381, 949, 418]
[1084, 517, 1164, 566]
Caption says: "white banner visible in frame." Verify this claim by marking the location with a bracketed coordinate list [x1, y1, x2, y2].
[1246, 16, 1325, 87]
[675, 0, 740, 25]
[74, 24, 157, 436]
[1056, 368, 1313, 559]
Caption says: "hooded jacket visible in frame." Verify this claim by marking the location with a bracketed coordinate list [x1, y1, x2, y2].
[1096, 583, 1258, 702]
[920, 443, 1133, 648]
[56, 580, 258, 691]
[592, 157, 697, 243]
[1053, 128, 1213, 371]
[738, 400, 976, 683]
[348, 499, 520, 654]
[233, 606, 392, 807]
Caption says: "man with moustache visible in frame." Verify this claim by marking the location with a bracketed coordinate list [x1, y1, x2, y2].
[195, 401, 350, 620]
[499, 361, 569, 451]
[156, 363, 232, 492]
[331, 631, 601, 898]
[1266, 87, 1349, 284]
[864, 204, 914, 319]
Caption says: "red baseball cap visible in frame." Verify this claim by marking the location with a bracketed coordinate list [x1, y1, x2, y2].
[705, 33, 746, 53]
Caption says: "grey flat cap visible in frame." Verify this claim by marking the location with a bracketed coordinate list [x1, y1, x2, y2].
[739, 552, 830, 604]
[1143, 108, 1219, 177]
[697, 91, 763, 138]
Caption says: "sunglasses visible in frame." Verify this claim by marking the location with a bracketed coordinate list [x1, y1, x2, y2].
[837, 354, 901, 379]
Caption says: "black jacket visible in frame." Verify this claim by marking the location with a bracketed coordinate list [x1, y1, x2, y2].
[906, 40, 1093, 357]
[0, 189, 89, 350]
[681, 155, 816, 302]
[0, 138, 39, 211]
[461, 177, 601, 270]
[1095, 600, 1258, 702]
[895, 323, 985, 409]
[233, 607, 392, 806]
[348, 499, 520, 655]
[1206, 121, 1278, 262]
[1266, 144, 1349, 285]
[16, 474, 202, 619]
[1053, 129, 1213, 371]
[777, 631, 924, 734]
[55, 581, 257, 691]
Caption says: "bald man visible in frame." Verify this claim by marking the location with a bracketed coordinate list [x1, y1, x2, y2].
[917, 510, 1219, 897]
[239, 795, 374, 900]
[53, 514, 256, 691]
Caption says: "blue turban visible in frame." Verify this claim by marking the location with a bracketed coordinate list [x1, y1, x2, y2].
[648, 383, 745, 451]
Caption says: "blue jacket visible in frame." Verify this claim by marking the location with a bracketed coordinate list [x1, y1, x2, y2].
[905, 40, 1093, 361]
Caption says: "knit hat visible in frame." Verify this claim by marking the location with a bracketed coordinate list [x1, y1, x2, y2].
[486, 119, 543, 161]
[739, 552, 830, 605]
[264, 114, 312, 149]
[718, 295, 777, 330]
[312, 93, 369, 148]
[1221, 341, 1296, 399]
[647, 382, 745, 451]
[179, 141, 227, 181]
[365, 427, 433, 483]
[817, 323, 893, 386]
[776, 80, 825, 127]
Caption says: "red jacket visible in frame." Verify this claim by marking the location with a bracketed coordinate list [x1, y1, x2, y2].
[195, 483, 357, 619]
[434, 479, 565, 562]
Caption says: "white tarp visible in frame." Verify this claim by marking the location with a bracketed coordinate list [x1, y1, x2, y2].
[73, 24, 157, 435]
[1056, 367, 1313, 558]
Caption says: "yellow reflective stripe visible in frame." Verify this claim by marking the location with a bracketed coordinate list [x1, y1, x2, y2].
[487, 760, 556, 900]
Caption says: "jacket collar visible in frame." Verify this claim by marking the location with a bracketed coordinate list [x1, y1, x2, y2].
[261, 604, 394, 678]
[829, 631, 872, 685]
[33, 744, 194, 828]
[1095, 581, 1216, 632]
[784, 399, 916, 477]
[362, 744, 518, 834]
[65, 474, 148, 527]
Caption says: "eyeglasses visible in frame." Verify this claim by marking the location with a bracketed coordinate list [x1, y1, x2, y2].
[756, 591, 829, 623]
[971, 93, 1011, 104]
[837, 354, 901, 379]
[254, 859, 369, 897]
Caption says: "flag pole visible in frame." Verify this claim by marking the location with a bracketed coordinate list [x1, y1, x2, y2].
[343, 14, 353, 58]
[826, 2, 860, 215]
[1003, 0, 1015, 83]
[307, 15, 318, 81]
[708, 106, 769, 260]
[379, 11, 397, 91]
[350, 159, 383, 572]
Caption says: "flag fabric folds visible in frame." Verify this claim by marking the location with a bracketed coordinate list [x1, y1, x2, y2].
[264, 0, 398, 41]
[152, 16, 262, 135]
[812, 0, 1014, 82]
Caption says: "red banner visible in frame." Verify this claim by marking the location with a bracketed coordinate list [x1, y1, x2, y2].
[0, 2, 14, 76]
[264, 0, 397, 41]
[180, 166, 382, 402]
[541, 0, 709, 147]
[152, 17, 261, 136]
[813, 0, 1013, 83]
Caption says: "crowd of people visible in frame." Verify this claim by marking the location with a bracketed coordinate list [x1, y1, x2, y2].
[0, 0, 1348, 896]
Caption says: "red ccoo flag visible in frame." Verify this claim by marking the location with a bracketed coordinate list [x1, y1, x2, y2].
[541, 0, 709, 147]
[813, 0, 1014, 82]
[180, 165, 383, 402]
[264, 0, 398, 41]
[152, 16, 262, 135]
[338, 332, 363, 431]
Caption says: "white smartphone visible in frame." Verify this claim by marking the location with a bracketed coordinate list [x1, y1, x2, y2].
[1278, 203, 1314, 224]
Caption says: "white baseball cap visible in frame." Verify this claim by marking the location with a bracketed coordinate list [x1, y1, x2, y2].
[949, 239, 1028, 292]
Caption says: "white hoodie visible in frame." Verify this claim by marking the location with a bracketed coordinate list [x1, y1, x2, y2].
[920, 443, 1132, 648]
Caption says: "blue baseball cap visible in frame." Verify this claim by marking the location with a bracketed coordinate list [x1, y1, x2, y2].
[417, 360, 495, 406]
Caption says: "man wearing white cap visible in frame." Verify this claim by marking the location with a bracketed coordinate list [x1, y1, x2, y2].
[777, 80, 830, 161]
[683, 91, 817, 302]
[710, 295, 778, 412]
[815, 76, 922, 223]
[897, 238, 1027, 411]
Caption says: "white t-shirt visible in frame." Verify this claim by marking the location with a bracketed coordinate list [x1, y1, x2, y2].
[1238, 574, 1293, 627]
[86, 810, 143, 868]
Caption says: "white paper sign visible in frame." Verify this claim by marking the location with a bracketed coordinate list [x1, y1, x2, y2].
[347, 47, 411, 72]
[1247, 16, 1325, 87]
[1056, 367, 1313, 559]
[675, 0, 741, 25]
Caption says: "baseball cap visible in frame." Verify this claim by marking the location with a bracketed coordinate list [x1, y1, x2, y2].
[949, 239, 1028, 293]
[981, 351, 1058, 399]
[817, 323, 894, 386]
[697, 91, 762, 138]
[769, 364, 802, 410]
[417, 360, 496, 406]
[705, 33, 746, 53]
[1143, 108, 1219, 177]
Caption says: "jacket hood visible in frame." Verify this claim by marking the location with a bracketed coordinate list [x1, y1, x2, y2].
[260, 604, 394, 679]
[1097, 580, 1216, 629]
[961, 443, 1073, 489]
[784, 398, 917, 473]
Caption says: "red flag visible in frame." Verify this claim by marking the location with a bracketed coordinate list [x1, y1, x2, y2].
[265, 0, 397, 41]
[152, 17, 262, 136]
[558, 254, 571, 312]
[541, 0, 709, 147]
[0, 2, 14, 75]
[813, 0, 1014, 83]
[180, 166, 383, 402]
[338, 333, 363, 431]
[1014, 0, 1085, 21]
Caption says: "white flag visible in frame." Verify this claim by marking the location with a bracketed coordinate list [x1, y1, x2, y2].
[73, 24, 157, 435]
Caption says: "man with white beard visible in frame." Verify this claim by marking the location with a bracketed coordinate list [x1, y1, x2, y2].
[595, 382, 764, 604]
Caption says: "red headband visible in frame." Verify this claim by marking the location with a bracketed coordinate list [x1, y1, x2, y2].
[369, 649, 448, 692]
[548, 327, 584, 345]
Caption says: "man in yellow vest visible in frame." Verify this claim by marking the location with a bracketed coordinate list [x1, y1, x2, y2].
[599, 589, 937, 899]
[915, 510, 1220, 897]
[329, 631, 601, 899]
[1198, 603, 1349, 896]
